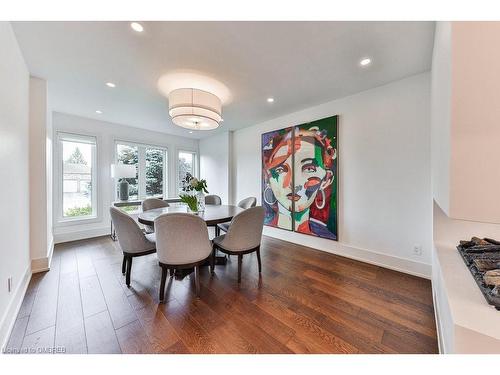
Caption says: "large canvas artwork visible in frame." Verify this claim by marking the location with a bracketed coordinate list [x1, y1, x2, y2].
[261, 116, 338, 240]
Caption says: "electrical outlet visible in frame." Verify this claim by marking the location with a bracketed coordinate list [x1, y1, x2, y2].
[413, 245, 422, 256]
[7, 277, 13, 293]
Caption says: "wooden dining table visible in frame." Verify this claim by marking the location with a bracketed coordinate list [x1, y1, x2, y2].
[137, 204, 243, 278]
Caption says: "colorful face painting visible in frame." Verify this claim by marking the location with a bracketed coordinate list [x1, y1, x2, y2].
[261, 116, 338, 240]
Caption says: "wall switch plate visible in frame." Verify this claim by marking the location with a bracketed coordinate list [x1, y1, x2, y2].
[413, 245, 422, 256]
[7, 277, 13, 293]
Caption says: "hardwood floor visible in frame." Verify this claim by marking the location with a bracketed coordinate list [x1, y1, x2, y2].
[5, 235, 438, 354]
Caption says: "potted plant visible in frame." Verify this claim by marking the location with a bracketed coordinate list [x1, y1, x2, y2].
[180, 173, 209, 212]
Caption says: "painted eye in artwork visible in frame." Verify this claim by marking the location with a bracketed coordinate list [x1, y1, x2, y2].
[302, 163, 317, 173]
[274, 165, 288, 175]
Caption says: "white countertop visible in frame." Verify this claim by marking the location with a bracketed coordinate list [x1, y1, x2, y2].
[434, 241, 500, 341]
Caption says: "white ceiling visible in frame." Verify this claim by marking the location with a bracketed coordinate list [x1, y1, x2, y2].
[12, 21, 435, 139]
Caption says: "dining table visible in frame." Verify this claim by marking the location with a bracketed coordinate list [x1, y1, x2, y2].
[137, 204, 243, 229]
[137, 204, 244, 278]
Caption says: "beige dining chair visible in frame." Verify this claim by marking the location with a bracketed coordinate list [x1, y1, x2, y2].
[205, 195, 222, 205]
[217, 196, 257, 234]
[109, 207, 156, 287]
[212, 206, 265, 283]
[155, 213, 213, 301]
[141, 198, 169, 233]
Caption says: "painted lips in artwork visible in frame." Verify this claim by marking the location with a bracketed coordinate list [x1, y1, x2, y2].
[261, 115, 338, 241]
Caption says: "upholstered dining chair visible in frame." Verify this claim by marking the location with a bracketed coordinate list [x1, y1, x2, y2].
[109, 207, 156, 287]
[155, 213, 213, 301]
[205, 194, 222, 205]
[141, 198, 169, 233]
[217, 196, 257, 234]
[212, 206, 265, 283]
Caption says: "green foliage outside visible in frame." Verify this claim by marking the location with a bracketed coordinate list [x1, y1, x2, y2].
[145, 148, 163, 196]
[64, 204, 92, 217]
[116, 146, 163, 198]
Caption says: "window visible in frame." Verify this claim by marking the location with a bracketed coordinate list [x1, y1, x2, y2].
[115, 142, 167, 199]
[58, 133, 97, 220]
[178, 151, 197, 194]
[116, 143, 139, 200]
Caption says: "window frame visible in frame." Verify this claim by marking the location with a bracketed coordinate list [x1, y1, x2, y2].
[114, 140, 168, 200]
[56, 131, 98, 224]
[177, 149, 198, 195]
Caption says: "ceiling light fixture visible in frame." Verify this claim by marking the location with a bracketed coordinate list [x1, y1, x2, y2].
[267, 97, 274, 103]
[130, 22, 144, 33]
[106, 82, 116, 88]
[95, 110, 103, 114]
[359, 58, 372, 66]
[168, 88, 222, 131]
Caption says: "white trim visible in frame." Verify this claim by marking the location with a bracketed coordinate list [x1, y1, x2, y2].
[432, 279, 445, 354]
[54, 227, 109, 244]
[31, 239, 54, 273]
[263, 227, 432, 279]
[0, 265, 31, 352]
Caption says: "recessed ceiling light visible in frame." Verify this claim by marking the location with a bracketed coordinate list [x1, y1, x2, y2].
[130, 22, 144, 33]
[95, 110, 103, 114]
[267, 97, 274, 103]
[360, 58, 372, 66]
[106, 82, 116, 88]
[189, 131, 193, 134]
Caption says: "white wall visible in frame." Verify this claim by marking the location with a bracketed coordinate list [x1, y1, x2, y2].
[199, 131, 232, 204]
[52, 112, 199, 243]
[29, 77, 53, 272]
[233, 73, 432, 277]
[431, 21, 451, 216]
[0, 22, 31, 348]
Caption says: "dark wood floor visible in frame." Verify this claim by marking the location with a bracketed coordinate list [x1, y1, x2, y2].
[6, 234, 438, 354]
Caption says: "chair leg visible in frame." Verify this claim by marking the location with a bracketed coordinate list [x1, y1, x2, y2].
[159, 266, 168, 302]
[194, 266, 201, 296]
[215, 226, 220, 237]
[256, 247, 262, 273]
[125, 256, 132, 287]
[170, 267, 175, 277]
[121, 256, 127, 274]
[237, 254, 243, 283]
[210, 249, 215, 275]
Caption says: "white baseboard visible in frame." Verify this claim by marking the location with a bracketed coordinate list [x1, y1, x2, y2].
[54, 226, 109, 244]
[432, 280, 445, 354]
[0, 265, 31, 352]
[263, 227, 431, 279]
[31, 237, 55, 273]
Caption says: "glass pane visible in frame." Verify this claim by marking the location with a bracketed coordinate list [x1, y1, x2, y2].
[178, 151, 194, 194]
[62, 140, 94, 218]
[116, 144, 139, 200]
[146, 148, 164, 197]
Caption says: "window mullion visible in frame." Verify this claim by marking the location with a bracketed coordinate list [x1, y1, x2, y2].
[138, 146, 146, 199]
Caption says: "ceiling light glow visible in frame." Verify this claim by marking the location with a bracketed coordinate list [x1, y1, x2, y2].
[106, 82, 116, 88]
[267, 97, 274, 103]
[360, 58, 372, 66]
[130, 22, 144, 33]
[95, 110, 103, 114]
